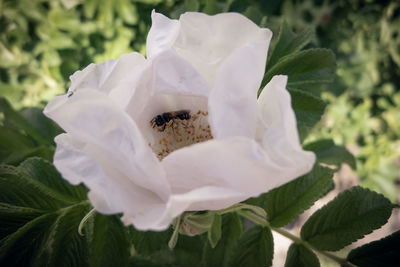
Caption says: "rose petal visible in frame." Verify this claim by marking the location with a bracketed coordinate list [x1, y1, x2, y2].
[69, 53, 146, 99]
[44, 89, 170, 201]
[208, 41, 269, 139]
[151, 49, 211, 97]
[257, 75, 315, 175]
[69, 59, 118, 94]
[162, 137, 311, 212]
[173, 12, 272, 84]
[146, 10, 180, 59]
[54, 134, 168, 230]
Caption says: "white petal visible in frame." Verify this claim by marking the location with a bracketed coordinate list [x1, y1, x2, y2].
[257, 75, 315, 175]
[106, 53, 148, 108]
[151, 49, 211, 97]
[69, 59, 118, 94]
[125, 50, 210, 120]
[162, 137, 311, 213]
[69, 52, 147, 108]
[54, 133, 168, 229]
[173, 12, 272, 84]
[44, 89, 170, 201]
[121, 203, 169, 231]
[146, 10, 180, 59]
[208, 41, 268, 139]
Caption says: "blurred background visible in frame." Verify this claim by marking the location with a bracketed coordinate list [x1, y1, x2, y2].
[1, 0, 399, 265]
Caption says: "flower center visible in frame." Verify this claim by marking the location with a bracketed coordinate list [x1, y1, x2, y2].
[148, 110, 213, 160]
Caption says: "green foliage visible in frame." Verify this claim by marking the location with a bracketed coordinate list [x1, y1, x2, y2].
[264, 48, 335, 92]
[207, 213, 222, 248]
[346, 230, 400, 267]
[289, 89, 326, 141]
[304, 139, 356, 169]
[0, 0, 163, 108]
[285, 243, 320, 267]
[0, 97, 60, 164]
[228, 226, 273, 267]
[263, 164, 334, 227]
[266, 22, 316, 71]
[0, 157, 87, 265]
[202, 213, 243, 267]
[301, 186, 394, 251]
[0, 157, 135, 266]
[290, 0, 400, 201]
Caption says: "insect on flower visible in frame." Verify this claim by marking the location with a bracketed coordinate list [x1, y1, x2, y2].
[150, 110, 191, 131]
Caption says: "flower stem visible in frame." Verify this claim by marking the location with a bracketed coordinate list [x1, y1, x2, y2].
[238, 210, 357, 267]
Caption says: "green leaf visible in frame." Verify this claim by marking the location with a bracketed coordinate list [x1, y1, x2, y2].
[267, 22, 315, 70]
[228, 226, 273, 267]
[262, 48, 335, 94]
[130, 228, 171, 256]
[290, 89, 326, 127]
[264, 165, 334, 227]
[285, 243, 320, 267]
[0, 157, 134, 266]
[87, 213, 132, 267]
[34, 203, 90, 266]
[202, 213, 243, 267]
[0, 157, 133, 266]
[208, 213, 222, 248]
[301, 186, 394, 251]
[116, 0, 138, 25]
[304, 139, 356, 169]
[184, 0, 200, 11]
[0, 97, 51, 146]
[0, 164, 66, 210]
[346, 230, 400, 267]
[0, 126, 52, 164]
[18, 157, 87, 202]
[174, 235, 204, 267]
[20, 107, 62, 144]
[0, 212, 59, 266]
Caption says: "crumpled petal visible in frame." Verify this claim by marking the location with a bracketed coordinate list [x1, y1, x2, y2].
[161, 136, 312, 213]
[147, 11, 272, 85]
[44, 89, 170, 201]
[69, 53, 146, 98]
[256, 75, 315, 176]
[146, 10, 180, 59]
[54, 133, 169, 231]
[151, 49, 211, 97]
[208, 41, 269, 139]
[174, 12, 271, 84]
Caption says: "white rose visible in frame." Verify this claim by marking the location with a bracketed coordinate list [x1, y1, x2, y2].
[44, 11, 315, 231]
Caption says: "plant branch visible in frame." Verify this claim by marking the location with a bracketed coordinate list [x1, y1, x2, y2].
[238, 210, 357, 267]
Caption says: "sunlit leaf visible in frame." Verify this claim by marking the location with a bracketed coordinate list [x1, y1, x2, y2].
[301, 186, 394, 251]
[264, 165, 333, 227]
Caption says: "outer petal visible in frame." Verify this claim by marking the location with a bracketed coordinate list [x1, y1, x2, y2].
[208, 41, 268, 139]
[257, 75, 315, 176]
[173, 12, 272, 84]
[161, 137, 312, 214]
[69, 53, 145, 96]
[44, 89, 170, 201]
[146, 10, 180, 59]
[54, 133, 169, 231]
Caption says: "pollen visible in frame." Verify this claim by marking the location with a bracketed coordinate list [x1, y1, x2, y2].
[148, 110, 213, 160]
